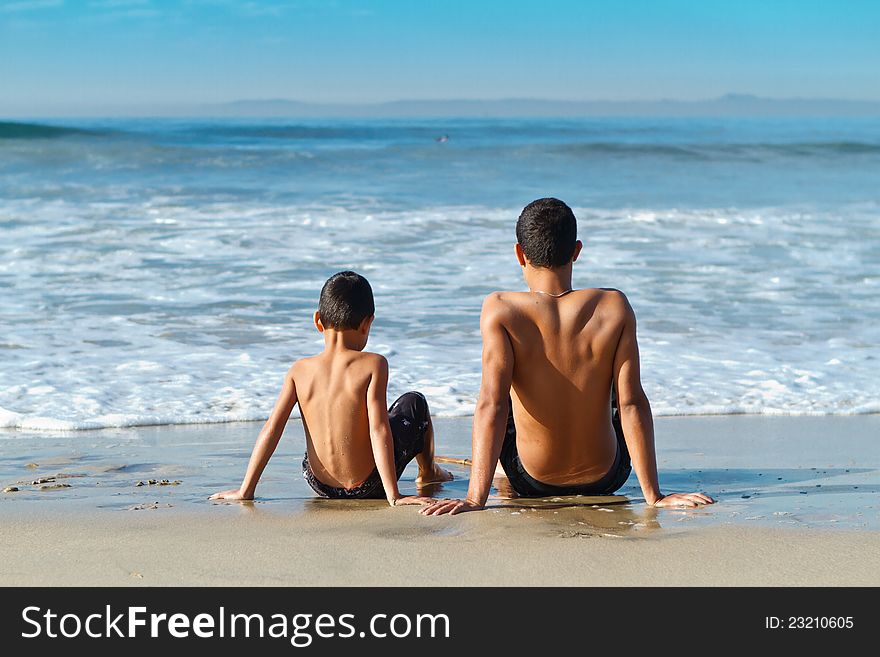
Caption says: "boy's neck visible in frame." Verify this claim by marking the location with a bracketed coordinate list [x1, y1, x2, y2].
[322, 328, 367, 352]
[523, 263, 574, 296]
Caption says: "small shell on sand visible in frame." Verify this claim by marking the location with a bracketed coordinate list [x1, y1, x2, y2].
[128, 502, 173, 511]
[39, 483, 71, 491]
[136, 479, 181, 487]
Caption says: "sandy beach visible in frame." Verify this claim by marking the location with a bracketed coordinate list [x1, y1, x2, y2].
[2, 414, 878, 586]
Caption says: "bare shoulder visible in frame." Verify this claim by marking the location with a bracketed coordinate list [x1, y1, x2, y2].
[360, 351, 389, 376]
[481, 290, 529, 321]
[482, 290, 508, 311]
[292, 350, 345, 376]
[595, 287, 635, 321]
[290, 353, 320, 370]
[288, 355, 316, 383]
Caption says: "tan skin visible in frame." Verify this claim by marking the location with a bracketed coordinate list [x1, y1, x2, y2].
[211, 313, 451, 507]
[422, 241, 715, 515]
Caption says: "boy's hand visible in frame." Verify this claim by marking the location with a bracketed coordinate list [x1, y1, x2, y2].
[391, 495, 434, 506]
[650, 492, 714, 508]
[419, 498, 484, 515]
[209, 488, 253, 501]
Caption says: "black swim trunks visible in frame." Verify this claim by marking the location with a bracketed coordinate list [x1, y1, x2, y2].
[499, 389, 632, 497]
[302, 391, 430, 499]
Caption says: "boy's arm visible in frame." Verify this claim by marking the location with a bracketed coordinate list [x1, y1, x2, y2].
[209, 365, 298, 501]
[612, 293, 714, 508]
[366, 356, 431, 507]
[422, 294, 513, 515]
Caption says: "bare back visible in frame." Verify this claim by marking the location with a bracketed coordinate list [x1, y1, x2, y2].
[292, 350, 384, 488]
[491, 288, 627, 486]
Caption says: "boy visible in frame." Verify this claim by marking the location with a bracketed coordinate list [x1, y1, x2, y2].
[211, 271, 452, 506]
[422, 198, 714, 515]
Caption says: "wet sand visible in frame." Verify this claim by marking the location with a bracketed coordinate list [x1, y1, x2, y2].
[1, 415, 879, 585]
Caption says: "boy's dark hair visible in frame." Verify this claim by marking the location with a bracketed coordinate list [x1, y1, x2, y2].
[515, 198, 578, 268]
[318, 271, 375, 330]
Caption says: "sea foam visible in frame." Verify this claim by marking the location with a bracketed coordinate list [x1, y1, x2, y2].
[1, 117, 879, 432]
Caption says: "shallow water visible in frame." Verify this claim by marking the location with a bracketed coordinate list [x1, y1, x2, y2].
[1, 415, 877, 532]
[1, 117, 879, 430]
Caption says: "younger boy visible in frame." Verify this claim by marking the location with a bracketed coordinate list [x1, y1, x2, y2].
[210, 271, 452, 505]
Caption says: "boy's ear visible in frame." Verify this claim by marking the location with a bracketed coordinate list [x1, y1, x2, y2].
[514, 242, 527, 267]
[314, 311, 325, 333]
[358, 315, 375, 334]
[572, 240, 583, 263]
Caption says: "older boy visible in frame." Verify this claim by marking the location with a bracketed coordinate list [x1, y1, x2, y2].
[211, 271, 451, 505]
[422, 198, 714, 515]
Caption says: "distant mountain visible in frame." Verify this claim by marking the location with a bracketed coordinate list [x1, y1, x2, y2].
[4, 95, 880, 118]
[202, 94, 880, 118]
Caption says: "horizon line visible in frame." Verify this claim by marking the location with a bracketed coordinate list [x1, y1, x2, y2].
[4, 94, 880, 120]
[6, 93, 880, 108]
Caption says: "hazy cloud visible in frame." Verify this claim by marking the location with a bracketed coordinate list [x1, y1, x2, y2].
[0, 0, 63, 12]
[83, 7, 162, 22]
[88, 0, 150, 7]
[181, 0, 301, 17]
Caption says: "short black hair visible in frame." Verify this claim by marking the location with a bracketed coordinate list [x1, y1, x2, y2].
[318, 271, 375, 330]
[515, 198, 578, 268]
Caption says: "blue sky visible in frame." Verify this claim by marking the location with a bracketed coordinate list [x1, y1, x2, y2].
[1, 0, 878, 110]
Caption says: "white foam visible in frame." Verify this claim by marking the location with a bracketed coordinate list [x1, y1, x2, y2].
[1, 199, 878, 433]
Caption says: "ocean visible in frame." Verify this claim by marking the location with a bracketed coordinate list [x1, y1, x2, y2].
[1, 116, 879, 431]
